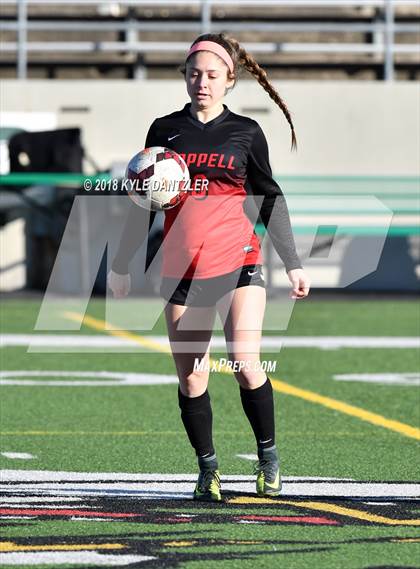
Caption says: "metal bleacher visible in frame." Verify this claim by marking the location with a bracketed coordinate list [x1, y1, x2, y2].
[0, 0, 419, 80]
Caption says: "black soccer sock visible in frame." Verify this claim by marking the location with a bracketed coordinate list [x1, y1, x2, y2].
[239, 376, 276, 450]
[178, 387, 215, 459]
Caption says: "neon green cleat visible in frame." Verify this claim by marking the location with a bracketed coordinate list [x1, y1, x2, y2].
[254, 449, 281, 497]
[193, 469, 222, 502]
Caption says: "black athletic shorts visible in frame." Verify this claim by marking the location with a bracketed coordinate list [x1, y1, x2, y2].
[160, 264, 265, 307]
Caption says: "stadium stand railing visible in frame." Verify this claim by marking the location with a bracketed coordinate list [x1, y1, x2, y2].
[0, 0, 419, 80]
[1, 171, 418, 292]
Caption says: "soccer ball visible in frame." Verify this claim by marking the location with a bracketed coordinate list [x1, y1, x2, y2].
[125, 146, 190, 211]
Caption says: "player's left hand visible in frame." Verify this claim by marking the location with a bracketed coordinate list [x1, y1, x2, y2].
[287, 268, 311, 300]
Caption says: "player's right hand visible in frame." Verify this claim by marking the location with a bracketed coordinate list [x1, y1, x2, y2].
[107, 269, 131, 298]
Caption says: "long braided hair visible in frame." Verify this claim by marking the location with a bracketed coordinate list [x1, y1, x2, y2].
[179, 33, 297, 152]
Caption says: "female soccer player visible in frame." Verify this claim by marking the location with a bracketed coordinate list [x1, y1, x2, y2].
[108, 33, 311, 502]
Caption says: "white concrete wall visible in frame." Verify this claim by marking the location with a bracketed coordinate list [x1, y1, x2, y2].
[0, 218, 26, 291]
[2, 80, 419, 176]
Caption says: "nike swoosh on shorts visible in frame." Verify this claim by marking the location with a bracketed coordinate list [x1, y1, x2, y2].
[168, 134, 181, 141]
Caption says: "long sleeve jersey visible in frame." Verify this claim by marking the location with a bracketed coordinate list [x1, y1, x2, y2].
[112, 102, 302, 278]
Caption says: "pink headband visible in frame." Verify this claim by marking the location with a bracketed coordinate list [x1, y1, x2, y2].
[186, 40, 234, 74]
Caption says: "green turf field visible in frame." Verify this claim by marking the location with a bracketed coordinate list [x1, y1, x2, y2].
[0, 297, 419, 568]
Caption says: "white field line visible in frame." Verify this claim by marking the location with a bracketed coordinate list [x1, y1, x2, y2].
[1, 470, 418, 500]
[334, 372, 420, 386]
[0, 552, 155, 566]
[0, 371, 178, 386]
[1, 452, 36, 459]
[0, 470, 356, 482]
[0, 496, 82, 503]
[3, 370, 419, 387]
[69, 517, 120, 522]
[1, 334, 419, 350]
[0, 516, 34, 520]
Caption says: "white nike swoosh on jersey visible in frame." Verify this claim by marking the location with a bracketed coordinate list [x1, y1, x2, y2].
[168, 134, 181, 141]
[248, 270, 258, 276]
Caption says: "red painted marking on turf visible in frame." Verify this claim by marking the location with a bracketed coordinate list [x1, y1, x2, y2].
[237, 515, 339, 525]
[0, 508, 140, 518]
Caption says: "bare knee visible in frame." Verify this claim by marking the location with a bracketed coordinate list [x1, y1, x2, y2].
[179, 369, 209, 397]
[236, 373, 266, 390]
[228, 355, 266, 390]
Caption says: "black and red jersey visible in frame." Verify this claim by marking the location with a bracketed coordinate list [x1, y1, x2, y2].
[112, 102, 302, 278]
